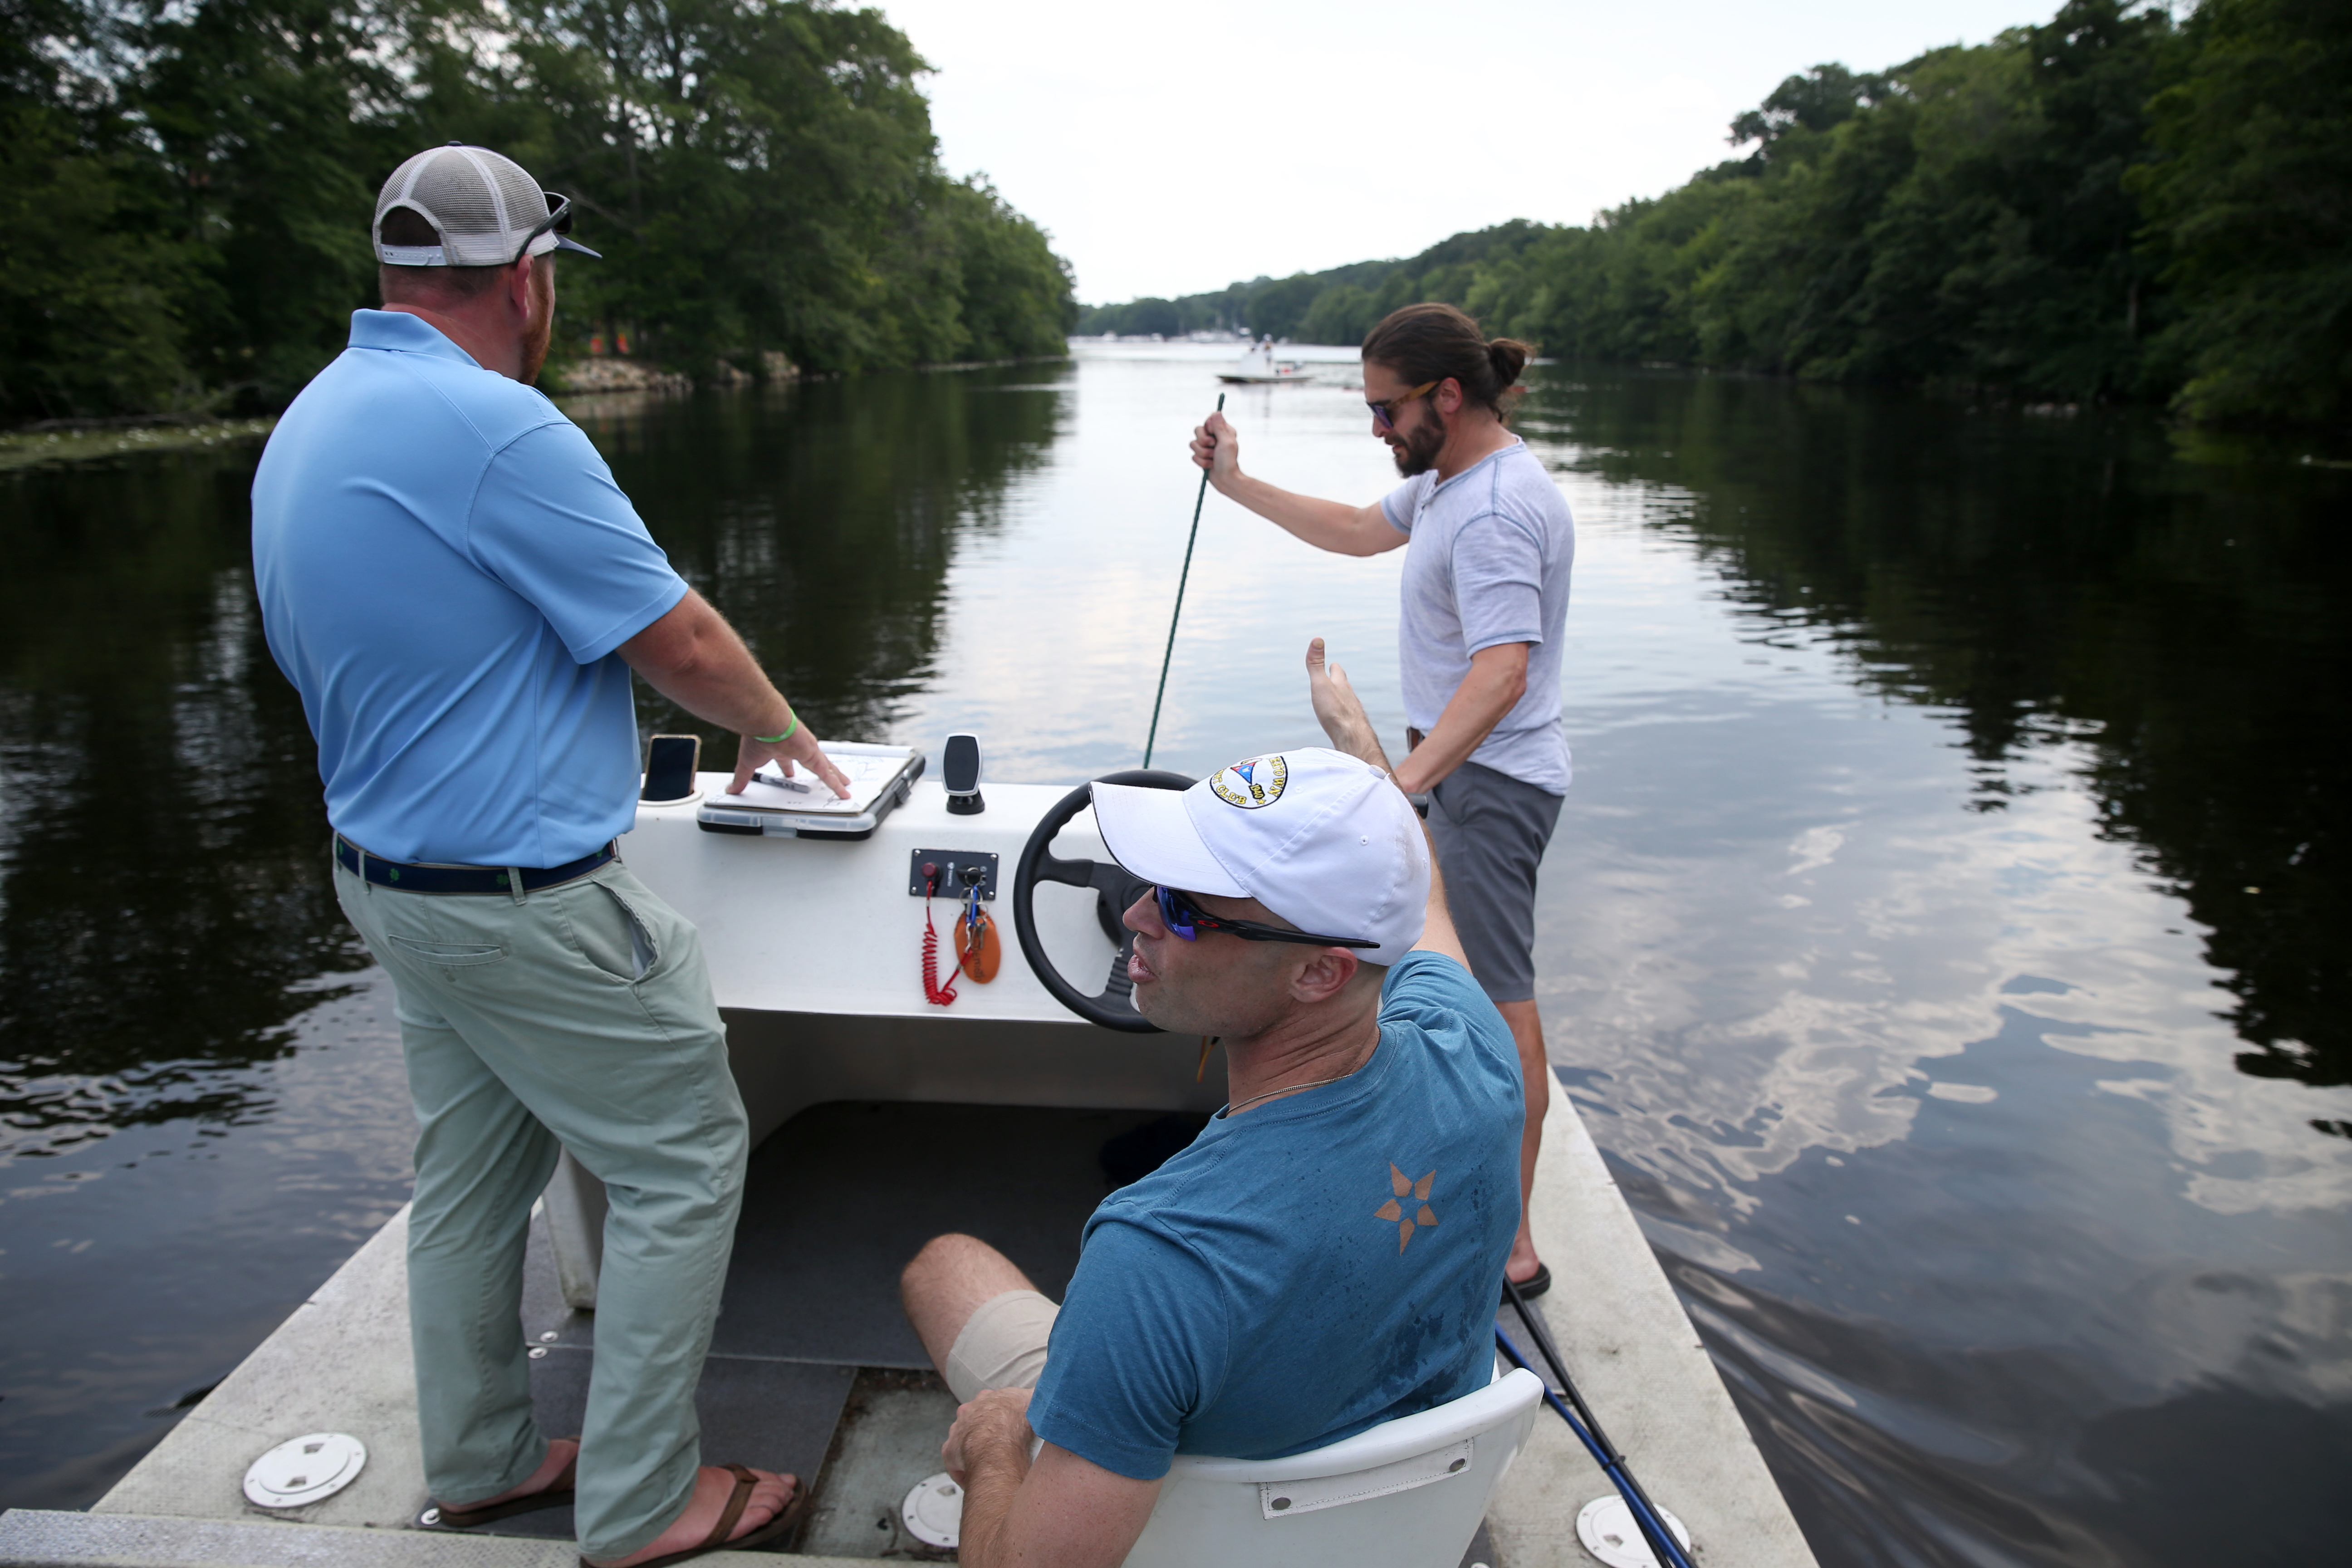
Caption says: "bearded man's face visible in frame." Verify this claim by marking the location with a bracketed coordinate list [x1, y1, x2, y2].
[1388, 402, 1446, 477]
[1363, 360, 1446, 477]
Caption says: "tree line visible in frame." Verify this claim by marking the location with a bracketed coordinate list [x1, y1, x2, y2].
[1, 0, 1079, 423]
[1080, 0, 2348, 426]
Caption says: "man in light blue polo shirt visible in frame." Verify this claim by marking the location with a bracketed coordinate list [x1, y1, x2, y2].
[251, 143, 838, 1567]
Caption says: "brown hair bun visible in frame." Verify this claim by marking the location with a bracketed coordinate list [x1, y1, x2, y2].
[1361, 303, 1530, 421]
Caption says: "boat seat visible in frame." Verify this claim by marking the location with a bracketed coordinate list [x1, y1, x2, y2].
[1119, 1366, 1544, 1568]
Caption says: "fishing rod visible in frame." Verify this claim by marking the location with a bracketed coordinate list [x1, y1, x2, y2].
[1494, 1324, 1693, 1568]
[1498, 1277, 1695, 1568]
[1142, 392, 1223, 768]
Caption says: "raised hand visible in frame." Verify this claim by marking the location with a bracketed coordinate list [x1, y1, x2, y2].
[1306, 637, 1388, 769]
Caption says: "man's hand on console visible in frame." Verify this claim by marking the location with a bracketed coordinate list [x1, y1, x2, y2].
[1306, 637, 1395, 774]
[729, 721, 854, 799]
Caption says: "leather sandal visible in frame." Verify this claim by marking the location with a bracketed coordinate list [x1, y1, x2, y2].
[580, 1464, 804, 1568]
[426, 1441, 579, 1529]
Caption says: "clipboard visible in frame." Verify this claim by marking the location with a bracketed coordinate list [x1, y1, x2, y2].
[694, 742, 926, 842]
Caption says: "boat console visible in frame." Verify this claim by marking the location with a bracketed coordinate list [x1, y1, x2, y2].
[538, 767, 1225, 1309]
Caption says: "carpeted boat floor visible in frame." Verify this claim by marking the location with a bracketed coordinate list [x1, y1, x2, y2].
[482, 1101, 1186, 1542]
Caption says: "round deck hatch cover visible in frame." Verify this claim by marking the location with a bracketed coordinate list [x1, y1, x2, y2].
[901, 1471, 963, 1549]
[1576, 1494, 1690, 1568]
[242, 1432, 367, 1508]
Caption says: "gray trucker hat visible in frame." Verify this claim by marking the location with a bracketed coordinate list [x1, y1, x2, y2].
[374, 142, 601, 267]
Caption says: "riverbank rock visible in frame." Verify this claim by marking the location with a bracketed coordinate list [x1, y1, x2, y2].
[549, 351, 799, 395]
[550, 357, 694, 396]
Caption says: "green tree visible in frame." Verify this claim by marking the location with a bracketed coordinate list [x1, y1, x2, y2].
[1242, 273, 1323, 340]
[0, 0, 1074, 418]
[451, 0, 1070, 377]
[130, 0, 416, 407]
[938, 177, 1078, 359]
[1082, 0, 2352, 423]
[2131, 0, 2352, 423]
[1078, 297, 1181, 337]
[482, 0, 945, 374]
[1728, 62, 1892, 158]
[0, 0, 198, 418]
[1298, 283, 1377, 347]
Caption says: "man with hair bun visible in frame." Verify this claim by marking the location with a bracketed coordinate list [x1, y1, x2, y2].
[1190, 301, 1573, 1298]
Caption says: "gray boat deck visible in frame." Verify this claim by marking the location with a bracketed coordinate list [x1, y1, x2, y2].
[0, 1090, 1818, 1568]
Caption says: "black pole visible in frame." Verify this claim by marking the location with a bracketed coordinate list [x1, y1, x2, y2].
[1494, 1325, 1694, 1568]
[1142, 392, 1223, 768]
[1504, 1275, 1625, 1468]
[1501, 1279, 1695, 1568]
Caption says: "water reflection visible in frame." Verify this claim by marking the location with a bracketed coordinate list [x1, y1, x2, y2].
[1503, 366, 2352, 1567]
[581, 366, 1069, 753]
[2, 350, 2346, 1567]
[0, 455, 369, 1153]
[1524, 372, 2348, 1091]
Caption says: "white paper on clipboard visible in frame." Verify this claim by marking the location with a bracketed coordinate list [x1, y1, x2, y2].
[735, 748, 907, 814]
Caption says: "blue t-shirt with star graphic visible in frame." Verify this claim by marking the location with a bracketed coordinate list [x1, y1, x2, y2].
[1026, 951, 1523, 1479]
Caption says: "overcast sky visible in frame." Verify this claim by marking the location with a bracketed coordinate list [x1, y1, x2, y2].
[872, 0, 2058, 304]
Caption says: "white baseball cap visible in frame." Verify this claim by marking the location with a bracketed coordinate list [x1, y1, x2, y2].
[374, 143, 602, 267]
[1090, 747, 1429, 966]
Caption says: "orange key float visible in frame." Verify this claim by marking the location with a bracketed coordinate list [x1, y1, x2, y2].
[956, 903, 1001, 983]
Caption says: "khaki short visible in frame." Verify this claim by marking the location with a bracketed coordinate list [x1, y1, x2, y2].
[943, 1289, 1059, 1404]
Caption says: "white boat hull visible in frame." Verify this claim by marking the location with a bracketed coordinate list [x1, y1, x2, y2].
[10, 770, 1821, 1568]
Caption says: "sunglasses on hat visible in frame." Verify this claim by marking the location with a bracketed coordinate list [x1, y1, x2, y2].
[514, 191, 578, 264]
[1154, 885, 1377, 950]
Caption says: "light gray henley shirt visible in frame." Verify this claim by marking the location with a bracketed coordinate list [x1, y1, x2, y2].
[1379, 438, 1574, 794]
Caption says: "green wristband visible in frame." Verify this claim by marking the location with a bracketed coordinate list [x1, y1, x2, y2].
[753, 715, 799, 745]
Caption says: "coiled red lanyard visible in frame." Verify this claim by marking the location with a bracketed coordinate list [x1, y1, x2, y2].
[921, 867, 959, 1006]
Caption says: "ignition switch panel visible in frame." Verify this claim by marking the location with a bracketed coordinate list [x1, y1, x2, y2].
[909, 849, 999, 901]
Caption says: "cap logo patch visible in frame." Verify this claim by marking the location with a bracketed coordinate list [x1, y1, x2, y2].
[1209, 754, 1288, 809]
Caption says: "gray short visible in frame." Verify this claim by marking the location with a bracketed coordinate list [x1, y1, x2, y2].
[1427, 760, 1564, 1004]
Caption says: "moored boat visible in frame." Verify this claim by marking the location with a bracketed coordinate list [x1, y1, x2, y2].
[1219, 339, 1316, 385]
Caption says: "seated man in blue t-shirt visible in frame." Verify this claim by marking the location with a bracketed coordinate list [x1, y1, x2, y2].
[899, 640, 1524, 1568]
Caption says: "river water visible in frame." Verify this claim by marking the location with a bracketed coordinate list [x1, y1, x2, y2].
[2, 342, 2347, 1564]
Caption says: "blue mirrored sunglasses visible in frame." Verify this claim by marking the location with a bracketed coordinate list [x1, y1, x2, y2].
[1154, 885, 1377, 950]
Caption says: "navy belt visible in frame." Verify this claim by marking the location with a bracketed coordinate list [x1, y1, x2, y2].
[334, 834, 616, 895]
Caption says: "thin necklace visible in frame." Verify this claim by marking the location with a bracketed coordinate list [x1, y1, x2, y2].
[1226, 1073, 1350, 1117]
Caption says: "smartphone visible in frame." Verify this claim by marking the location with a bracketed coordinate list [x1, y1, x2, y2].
[642, 734, 702, 804]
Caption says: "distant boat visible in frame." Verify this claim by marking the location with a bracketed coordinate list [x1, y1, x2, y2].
[1219, 357, 1314, 385]
[1220, 339, 1315, 385]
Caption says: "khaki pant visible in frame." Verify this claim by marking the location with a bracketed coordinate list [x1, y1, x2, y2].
[335, 856, 748, 1562]
[944, 1289, 1060, 1403]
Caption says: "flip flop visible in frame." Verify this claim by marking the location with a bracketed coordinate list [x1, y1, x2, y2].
[426, 1442, 580, 1529]
[1502, 1261, 1551, 1303]
[579, 1464, 805, 1568]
